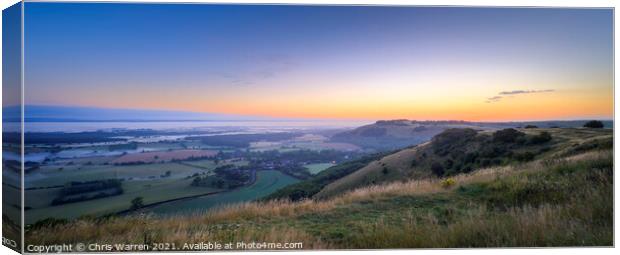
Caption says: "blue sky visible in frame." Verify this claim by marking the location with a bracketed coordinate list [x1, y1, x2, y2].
[21, 3, 613, 121]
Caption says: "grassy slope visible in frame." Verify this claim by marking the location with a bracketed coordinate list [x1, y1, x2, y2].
[304, 163, 336, 174]
[316, 144, 423, 199]
[25, 145, 612, 248]
[316, 128, 612, 199]
[147, 170, 300, 214]
[265, 151, 392, 201]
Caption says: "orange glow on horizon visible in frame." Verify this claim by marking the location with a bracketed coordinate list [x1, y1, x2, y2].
[43, 87, 611, 122]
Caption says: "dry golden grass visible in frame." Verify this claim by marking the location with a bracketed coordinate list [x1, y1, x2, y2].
[27, 212, 331, 250]
[345, 154, 613, 248]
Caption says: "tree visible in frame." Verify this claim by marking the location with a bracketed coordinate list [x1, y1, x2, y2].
[493, 128, 525, 143]
[529, 131, 552, 144]
[583, 120, 604, 129]
[431, 162, 445, 176]
[130, 197, 144, 211]
[214, 179, 225, 189]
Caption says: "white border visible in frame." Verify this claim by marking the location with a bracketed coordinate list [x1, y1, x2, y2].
[0, 1, 617, 255]
[6, 0, 619, 8]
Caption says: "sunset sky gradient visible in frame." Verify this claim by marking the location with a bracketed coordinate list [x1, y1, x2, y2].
[24, 3, 613, 121]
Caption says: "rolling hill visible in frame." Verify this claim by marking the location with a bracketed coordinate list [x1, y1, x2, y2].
[271, 127, 612, 201]
[329, 120, 491, 150]
[318, 127, 612, 199]
[328, 119, 613, 151]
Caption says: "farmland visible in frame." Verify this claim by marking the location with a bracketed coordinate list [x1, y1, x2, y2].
[148, 170, 299, 214]
[25, 177, 222, 223]
[111, 149, 218, 164]
[9, 128, 363, 225]
[304, 163, 336, 174]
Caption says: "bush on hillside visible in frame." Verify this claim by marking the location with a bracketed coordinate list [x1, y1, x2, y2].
[440, 178, 456, 188]
[492, 128, 525, 143]
[514, 151, 536, 162]
[528, 131, 552, 144]
[583, 120, 604, 128]
[432, 129, 478, 156]
[431, 162, 445, 176]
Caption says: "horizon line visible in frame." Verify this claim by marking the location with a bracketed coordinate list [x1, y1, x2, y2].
[2, 104, 613, 123]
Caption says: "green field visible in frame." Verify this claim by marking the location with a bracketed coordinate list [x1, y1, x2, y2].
[23, 159, 231, 224]
[149, 170, 300, 214]
[23, 153, 296, 224]
[25, 177, 222, 224]
[180, 159, 248, 169]
[25, 169, 301, 224]
[178, 159, 218, 169]
[304, 163, 336, 174]
[27, 161, 219, 188]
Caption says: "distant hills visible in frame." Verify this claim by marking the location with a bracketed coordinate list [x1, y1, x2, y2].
[330, 119, 613, 151]
[2, 105, 273, 122]
[4, 106, 613, 131]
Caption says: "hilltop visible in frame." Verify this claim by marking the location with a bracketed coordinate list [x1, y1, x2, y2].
[328, 119, 613, 151]
[329, 120, 492, 150]
[24, 127, 613, 249]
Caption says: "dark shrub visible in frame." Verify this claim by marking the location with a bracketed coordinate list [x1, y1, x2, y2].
[481, 159, 491, 167]
[289, 189, 309, 201]
[480, 146, 505, 158]
[515, 136, 527, 144]
[462, 165, 473, 173]
[444, 159, 454, 169]
[529, 131, 552, 144]
[514, 151, 536, 162]
[464, 152, 478, 164]
[130, 197, 144, 210]
[524, 125, 538, 129]
[493, 128, 525, 143]
[431, 162, 445, 176]
[432, 129, 477, 147]
[583, 120, 604, 128]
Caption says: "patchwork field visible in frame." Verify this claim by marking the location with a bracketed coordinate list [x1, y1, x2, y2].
[25, 178, 223, 224]
[304, 163, 336, 174]
[27, 161, 212, 188]
[111, 149, 217, 164]
[16, 130, 363, 227]
[149, 170, 300, 214]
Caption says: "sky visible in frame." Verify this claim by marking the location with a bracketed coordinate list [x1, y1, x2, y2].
[2, 2, 21, 107]
[22, 3, 613, 121]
